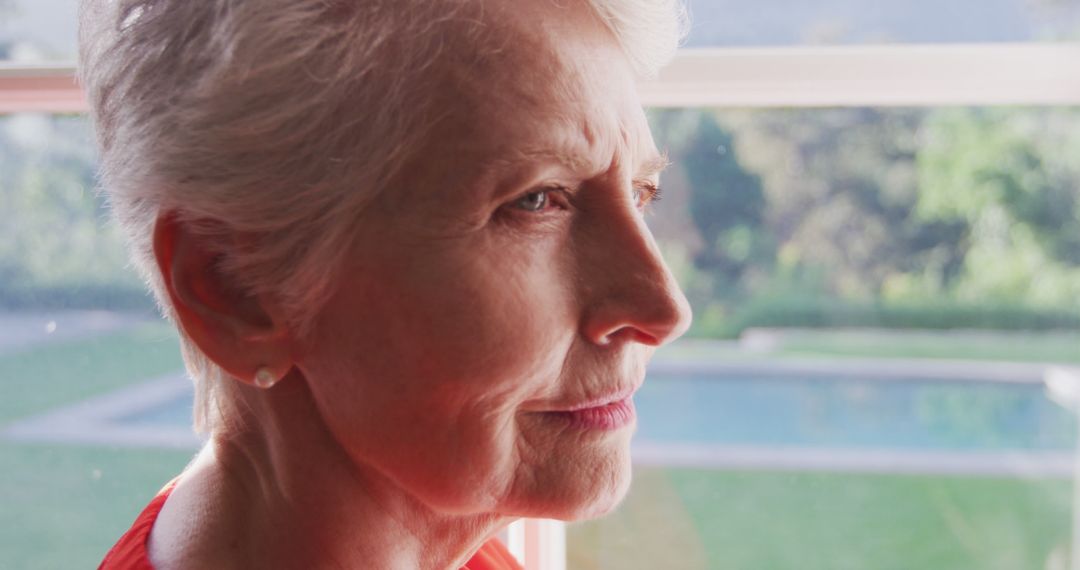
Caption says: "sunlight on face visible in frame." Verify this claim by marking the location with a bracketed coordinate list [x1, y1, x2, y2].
[295, 1, 692, 521]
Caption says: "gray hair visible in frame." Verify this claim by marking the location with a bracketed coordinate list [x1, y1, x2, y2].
[78, 0, 686, 434]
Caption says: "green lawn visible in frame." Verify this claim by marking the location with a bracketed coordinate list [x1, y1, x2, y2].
[0, 321, 185, 423]
[569, 468, 1072, 570]
[0, 443, 193, 569]
[775, 330, 1080, 363]
[1, 324, 1077, 568]
[0, 321, 192, 568]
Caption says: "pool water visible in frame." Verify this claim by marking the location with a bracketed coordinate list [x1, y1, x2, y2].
[635, 372, 1076, 451]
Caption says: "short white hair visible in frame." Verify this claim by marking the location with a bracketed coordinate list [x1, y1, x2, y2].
[78, 0, 686, 434]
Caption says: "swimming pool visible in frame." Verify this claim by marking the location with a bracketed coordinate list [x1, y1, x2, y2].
[635, 370, 1073, 452]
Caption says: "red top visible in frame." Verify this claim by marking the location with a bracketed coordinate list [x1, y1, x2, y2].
[99, 480, 523, 570]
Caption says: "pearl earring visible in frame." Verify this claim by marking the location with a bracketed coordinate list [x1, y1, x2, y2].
[253, 367, 279, 389]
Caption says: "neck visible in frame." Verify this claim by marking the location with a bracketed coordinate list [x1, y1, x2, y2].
[149, 377, 513, 570]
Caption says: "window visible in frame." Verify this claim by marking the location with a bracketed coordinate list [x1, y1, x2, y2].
[568, 104, 1080, 569]
[4, 4, 1080, 569]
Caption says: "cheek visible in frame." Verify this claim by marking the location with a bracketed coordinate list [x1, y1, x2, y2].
[321, 243, 572, 381]
[403, 250, 575, 387]
[294, 240, 581, 511]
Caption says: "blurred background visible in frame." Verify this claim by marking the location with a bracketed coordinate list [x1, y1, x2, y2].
[3, 1, 1080, 569]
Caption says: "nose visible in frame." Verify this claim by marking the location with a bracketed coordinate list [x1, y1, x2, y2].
[578, 206, 693, 347]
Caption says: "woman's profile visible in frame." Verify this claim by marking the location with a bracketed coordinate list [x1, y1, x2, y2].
[80, 0, 692, 567]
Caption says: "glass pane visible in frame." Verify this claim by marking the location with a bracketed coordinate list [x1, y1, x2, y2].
[683, 0, 1080, 47]
[7, 107, 1080, 568]
[567, 106, 1080, 569]
[0, 113, 190, 569]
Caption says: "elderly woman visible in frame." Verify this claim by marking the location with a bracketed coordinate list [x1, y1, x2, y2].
[82, 0, 691, 568]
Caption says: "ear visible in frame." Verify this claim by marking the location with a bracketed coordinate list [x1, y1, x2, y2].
[153, 212, 292, 387]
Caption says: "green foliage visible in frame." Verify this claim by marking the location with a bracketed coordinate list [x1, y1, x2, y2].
[0, 114, 144, 310]
[681, 114, 768, 280]
[766, 329, 1080, 363]
[918, 108, 1080, 307]
[648, 107, 1080, 338]
[649, 109, 773, 305]
[693, 296, 1080, 338]
[917, 108, 1080, 242]
[7, 107, 1080, 331]
[714, 108, 968, 299]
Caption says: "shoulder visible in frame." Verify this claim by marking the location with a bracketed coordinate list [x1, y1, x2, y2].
[98, 479, 179, 570]
[463, 538, 524, 570]
[144, 456, 249, 570]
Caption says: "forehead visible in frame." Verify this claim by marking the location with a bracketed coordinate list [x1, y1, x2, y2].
[413, 1, 657, 190]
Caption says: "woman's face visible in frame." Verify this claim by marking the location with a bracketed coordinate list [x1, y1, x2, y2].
[295, 6, 691, 520]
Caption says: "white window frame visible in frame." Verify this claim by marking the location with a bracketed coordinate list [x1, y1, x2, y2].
[4, 43, 1080, 113]
[641, 43, 1080, 107]
[0, 63, 84, 113]
[3, 42, 1079, 570]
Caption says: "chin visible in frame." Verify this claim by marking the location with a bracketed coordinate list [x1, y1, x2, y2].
[558, 472, 632, 521]
[520, 445, 635, 522]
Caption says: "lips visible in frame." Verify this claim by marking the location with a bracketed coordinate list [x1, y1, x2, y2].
[549, 397, 636, 430]
[544, 388, 635, 433]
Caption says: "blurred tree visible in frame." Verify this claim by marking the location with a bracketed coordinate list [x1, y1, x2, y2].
[649, 109, 771, 303]
[647, 105, 1080, 332]
[0, 114, 142, 309]
[918, 107, 1080, 307]
[683, 114, 768, 290]
[718, 108, 967, 300]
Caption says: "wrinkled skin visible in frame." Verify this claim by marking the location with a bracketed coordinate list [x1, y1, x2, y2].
[150, 2, 691, 569]
[297, 2, 692, 522]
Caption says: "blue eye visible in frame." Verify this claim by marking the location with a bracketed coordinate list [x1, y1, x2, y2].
[512, 190, 552, 212]
[633, 183, 662, 210]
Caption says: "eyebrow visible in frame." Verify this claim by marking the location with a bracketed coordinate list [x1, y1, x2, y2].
[485, 147, 670, 195]
[517, 148, 671, 178]
[635, 152, 671, 180]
